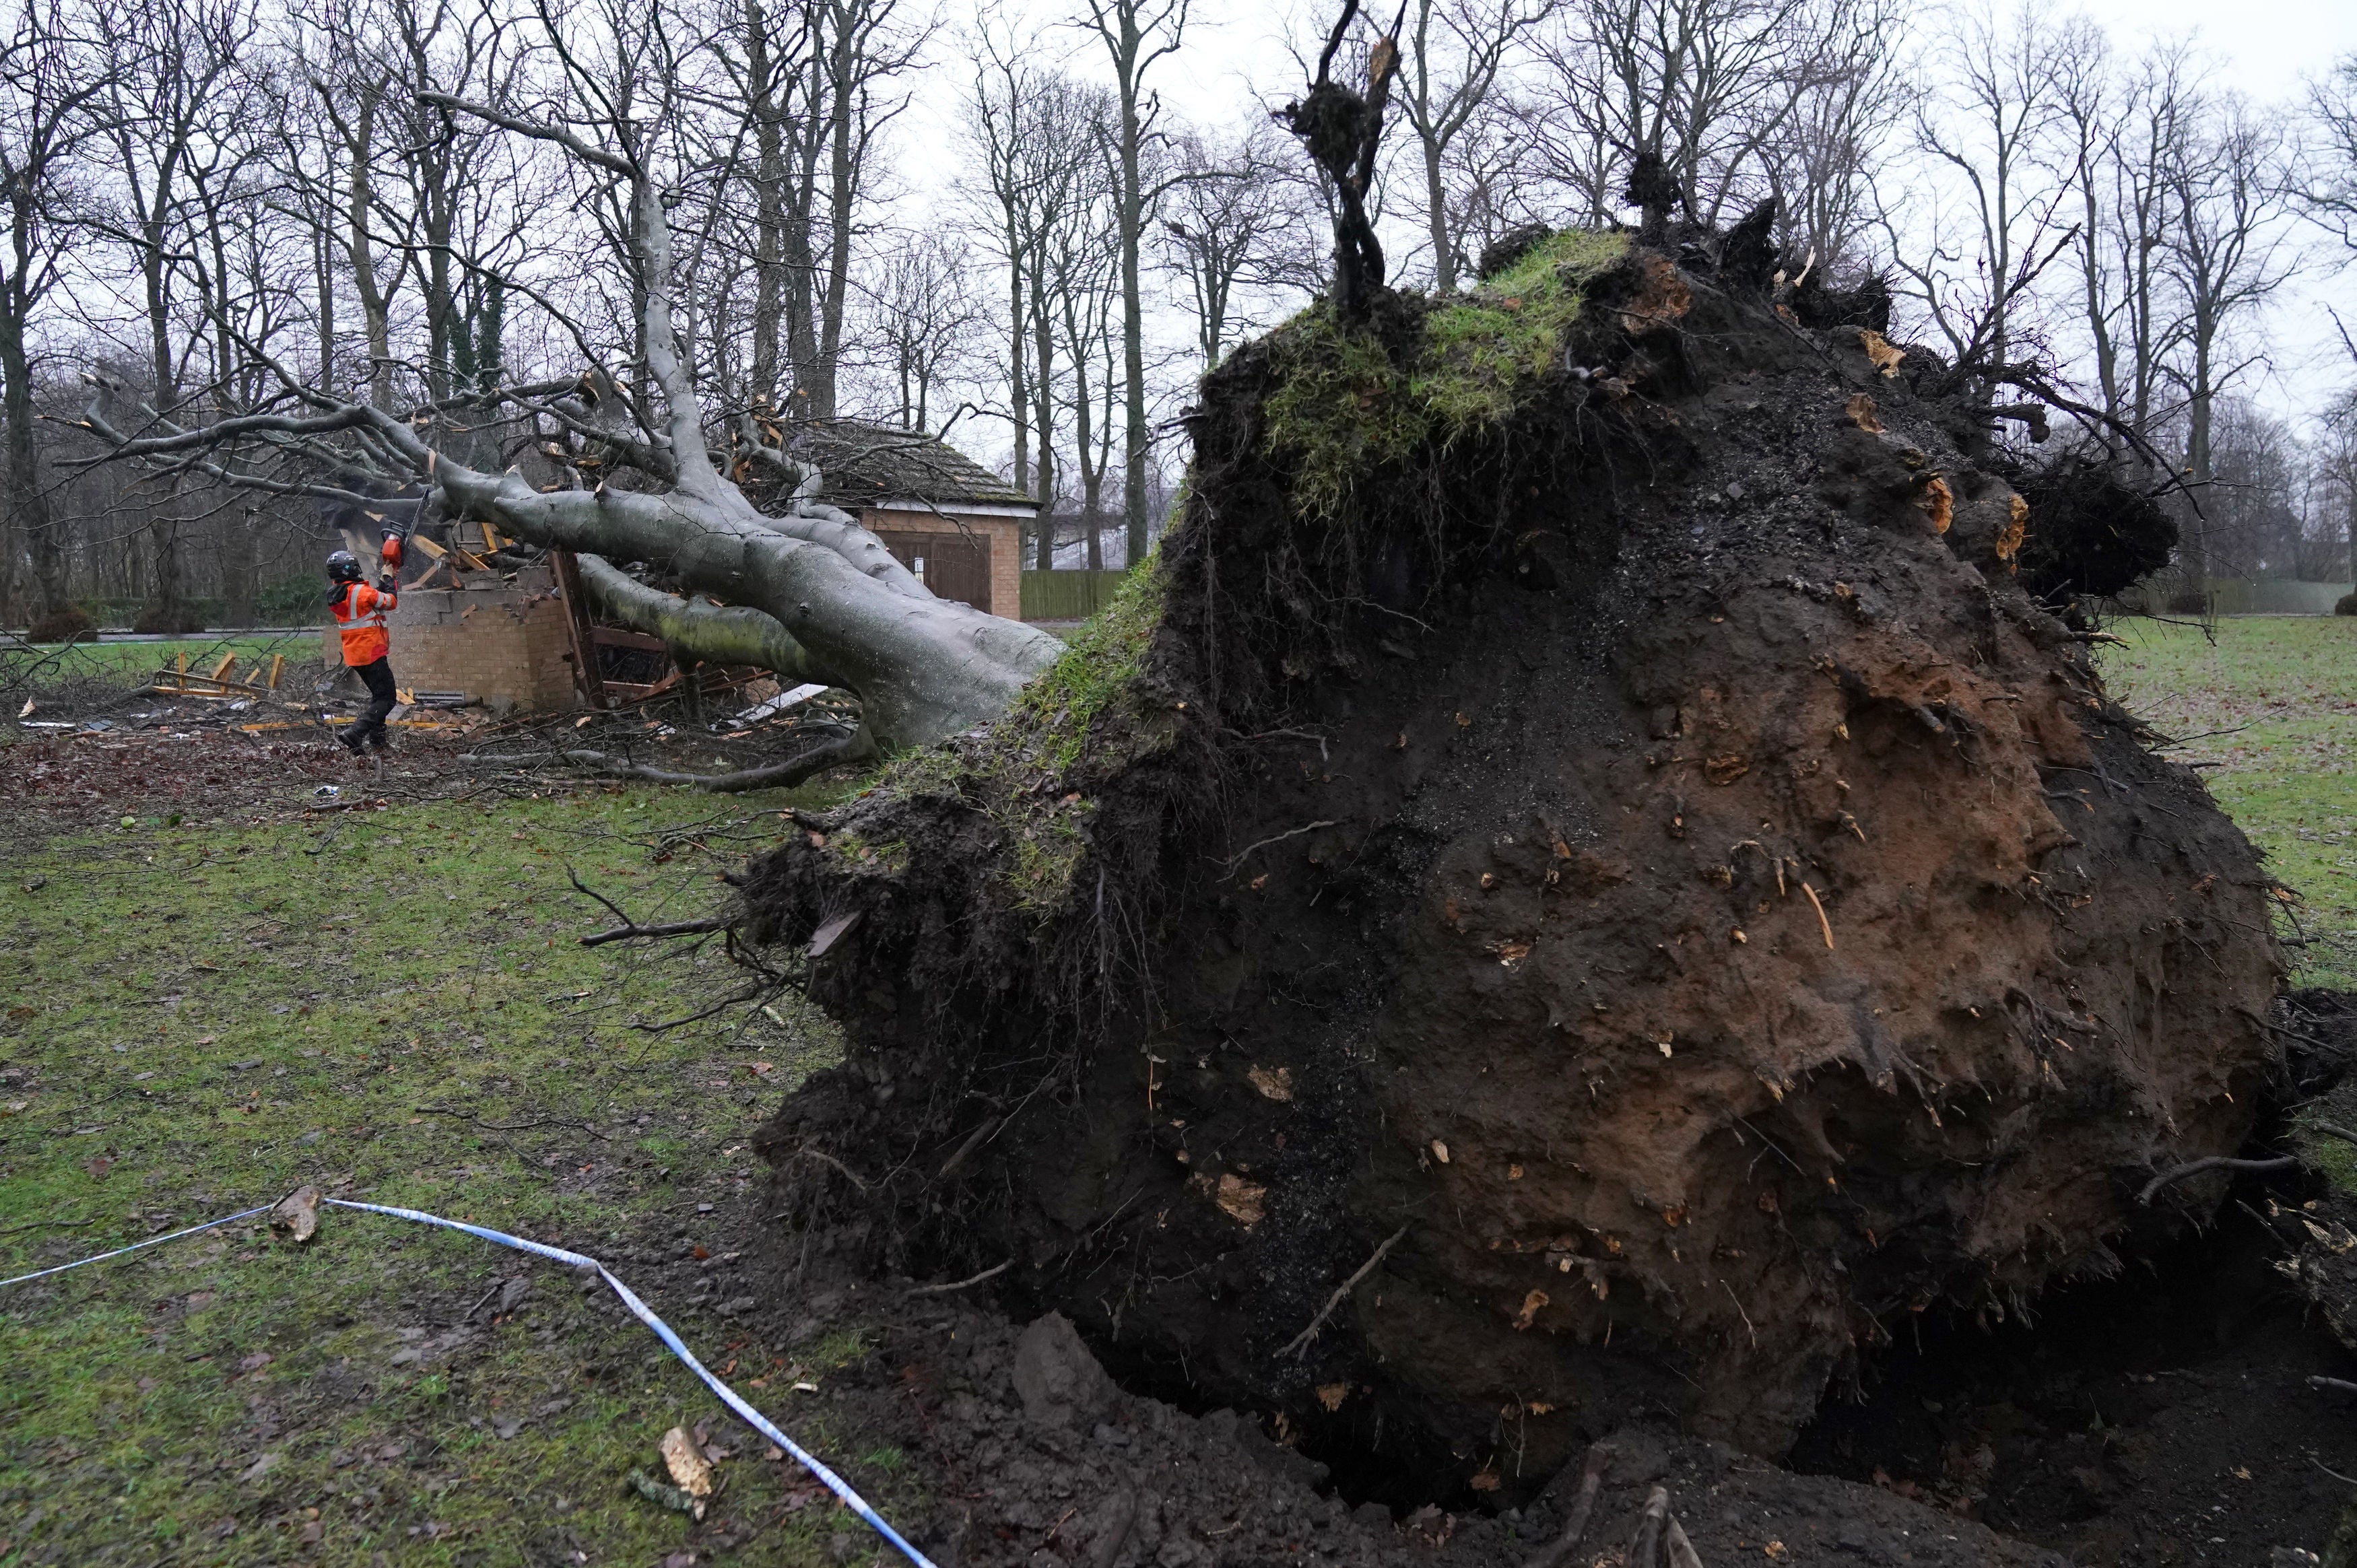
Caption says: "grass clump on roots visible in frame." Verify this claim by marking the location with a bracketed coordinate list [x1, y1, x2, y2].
[1262, 228, 1627, 521]
[849, 546, 1175, 914]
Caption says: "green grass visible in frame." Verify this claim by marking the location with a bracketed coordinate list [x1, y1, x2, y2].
[1261, 229, 1628, 521]
[6, 632, 321, 697]
[2099, 616, 2357, 988]
[0, 782, 904, 1567]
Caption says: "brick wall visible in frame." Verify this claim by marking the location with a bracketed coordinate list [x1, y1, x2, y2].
[861, 508, 1024, 619]
[321, 566, 579, 711]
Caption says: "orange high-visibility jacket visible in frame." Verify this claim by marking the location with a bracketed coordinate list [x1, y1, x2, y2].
[333, 581, 397, 666]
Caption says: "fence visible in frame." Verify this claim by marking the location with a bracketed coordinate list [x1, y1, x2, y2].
[1020, 568, 1130, 621]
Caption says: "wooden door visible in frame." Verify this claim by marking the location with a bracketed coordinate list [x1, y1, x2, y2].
[875, 528, 993, 612]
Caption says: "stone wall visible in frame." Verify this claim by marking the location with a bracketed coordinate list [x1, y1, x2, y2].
[320, 566, 579, 712]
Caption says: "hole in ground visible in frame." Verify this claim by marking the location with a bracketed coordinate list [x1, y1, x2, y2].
[1790, 1177, 2357, 1560]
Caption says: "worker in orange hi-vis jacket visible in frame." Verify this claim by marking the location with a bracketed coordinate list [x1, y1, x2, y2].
[327, 536, 401, 756]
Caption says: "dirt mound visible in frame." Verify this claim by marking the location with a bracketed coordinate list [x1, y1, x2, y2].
[743, 236, 2280, 1485]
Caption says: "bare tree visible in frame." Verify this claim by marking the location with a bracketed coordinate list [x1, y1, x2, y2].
[2300, 53, 2357, 256]
[83, 1, 1059, 747]
[2163, 93, 2295, 584]
[1537, 0, 1826, 232]
[1752, 0, 1902, 275]
[2053, 38, 2190, 456]
[1397, 0, 1554, 292]
[865, 230, 981, 432]
[1160, 123, 1315, 368]
[0, 0, 104, 625]
[1879, 0, 2072, 373]
[1079, 0, 1187, 568]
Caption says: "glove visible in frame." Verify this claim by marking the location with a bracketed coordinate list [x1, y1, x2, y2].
[378, 572, 397, 592]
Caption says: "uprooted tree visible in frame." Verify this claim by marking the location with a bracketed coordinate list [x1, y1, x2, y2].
[80, 3, 2280, 1495]
[77, 70, 1062, 760]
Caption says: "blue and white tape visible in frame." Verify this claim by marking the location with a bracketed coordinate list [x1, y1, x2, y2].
[0, 1204, 275, 1286]
[3, 1197, 937, 1568]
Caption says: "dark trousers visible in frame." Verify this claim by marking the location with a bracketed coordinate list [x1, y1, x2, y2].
[349, 657, 397, 751]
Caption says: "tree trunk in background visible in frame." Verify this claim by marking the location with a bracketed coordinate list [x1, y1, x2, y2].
[0, 302, 67, 617]
[218, 507, 257, 626]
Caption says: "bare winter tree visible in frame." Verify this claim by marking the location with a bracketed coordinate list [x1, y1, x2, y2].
[1159, 122, 1318, 368]
[1078, 0, 1188, 569]
[2052, 36, 2191, 455]
[864, 230, 982, 434]
[1751, 0, 1902, 275]
[1535, 0, 1833, 232]
[2300, 53, 2357, 257]
[87, 0, 259, 633]
[0, 0, 104, 627]
[1878, 0, 2073, 375]
[80, 3, 1061, 749]
[1395, 0, 1556, 292]
[2162, 93, 2295, 584]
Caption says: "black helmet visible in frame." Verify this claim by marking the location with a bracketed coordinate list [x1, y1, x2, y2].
[326, 549, 362, 583]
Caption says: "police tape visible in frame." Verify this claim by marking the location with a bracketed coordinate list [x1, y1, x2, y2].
[3, 1196, 938, 1568]
[0, 1204, 276, 1286]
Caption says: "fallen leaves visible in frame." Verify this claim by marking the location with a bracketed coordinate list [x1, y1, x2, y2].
[1429, 1138, 1451, 1165]
[1843, 393, 1884, 433]
[1703, 754, 1750, 785]
[1316, 1382, 1350, 1411]
[1214, 1172, 1267, 1227]
[1513, 1289, 1549, 1330]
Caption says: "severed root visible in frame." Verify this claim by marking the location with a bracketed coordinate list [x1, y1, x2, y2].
[2137, 1154, 2298, 1204]
[1521, 1443, 1612, 1568]
[1625, 1485, 1708, 1568]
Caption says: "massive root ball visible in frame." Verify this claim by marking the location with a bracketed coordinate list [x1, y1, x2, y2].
[744, 237, 2280, 1482]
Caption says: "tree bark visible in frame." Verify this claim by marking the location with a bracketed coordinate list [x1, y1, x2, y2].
[576, 552, 834, 687]
[0, 300, 66, 617]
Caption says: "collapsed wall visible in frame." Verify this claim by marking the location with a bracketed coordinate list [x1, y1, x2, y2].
[742, 234, 2281, 1485]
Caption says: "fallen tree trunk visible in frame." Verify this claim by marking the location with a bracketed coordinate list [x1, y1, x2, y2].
[742, 234, 2280, 1480]
[572, 553, 837, 689]
[75, 83, 1062, 752]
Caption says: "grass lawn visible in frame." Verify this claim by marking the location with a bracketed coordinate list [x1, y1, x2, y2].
[0, 780, 902, 1567]
[5, 633, 324, 700]
[2098, 615, 2357, 989]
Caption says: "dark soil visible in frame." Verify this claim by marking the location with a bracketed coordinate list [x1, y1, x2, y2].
[745, 237, 2283, 1504]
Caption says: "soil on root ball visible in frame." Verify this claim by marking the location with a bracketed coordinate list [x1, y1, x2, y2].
[741, 234, 2283, 1496]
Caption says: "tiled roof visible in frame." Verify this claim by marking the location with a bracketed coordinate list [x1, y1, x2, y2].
[783, 421, 1034, 510]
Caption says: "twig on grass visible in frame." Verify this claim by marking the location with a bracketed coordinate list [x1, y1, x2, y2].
[629, 984, 764, 1034]
[568, 865, 740, 947]
[583, 915, 737, 948]
[1277, 1225, 1409, 1357]
[411, 1105, 610, 1140]
[0, 1216, 96, 1237]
